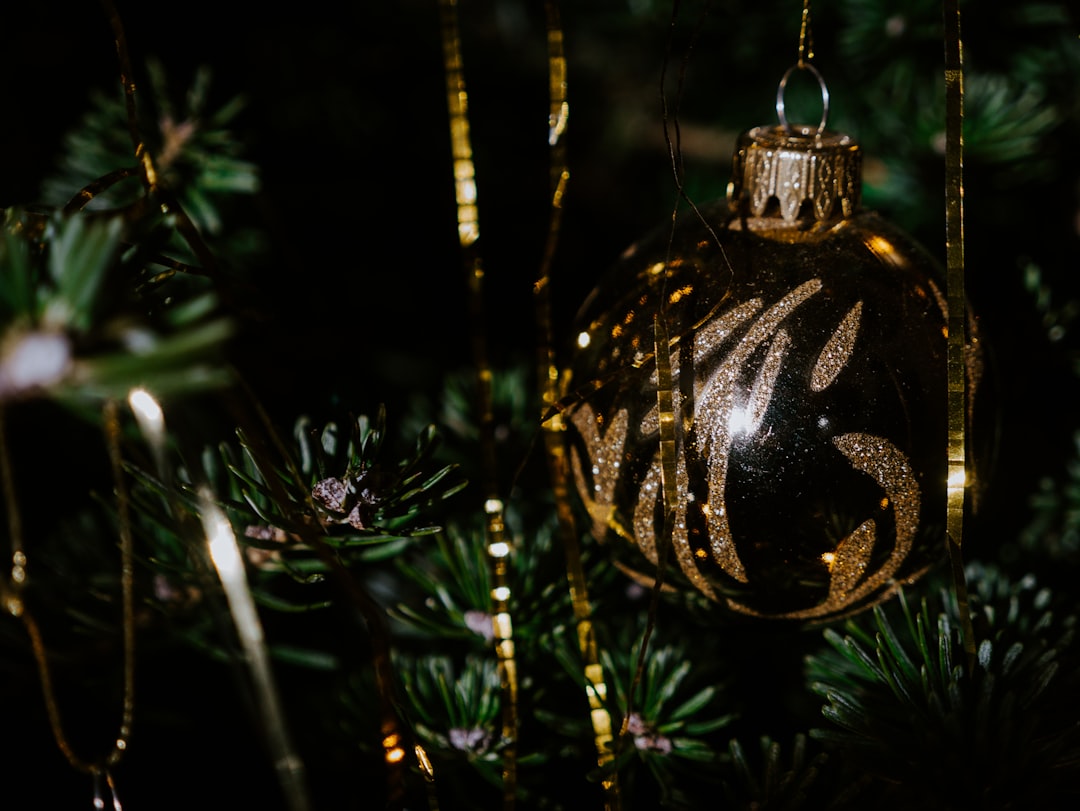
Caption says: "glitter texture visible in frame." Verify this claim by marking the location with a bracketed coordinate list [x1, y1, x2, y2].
[564, 190, 961, 621]
[569, 407, 630, 543]
[728, 432, 920, 620]
[827, 432, 920, 602]
[696, 278, 823, 583]
[810, 301, 862, 392]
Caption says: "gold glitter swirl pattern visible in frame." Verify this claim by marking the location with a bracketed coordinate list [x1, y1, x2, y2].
[634, 461, 663, 565]
[572, 270, 933, 620]
[746, 330, 791, 434]
[632, 302, 764, 592]
[632, 350, 716, 597]
[569, 408, 630, 543]
[826, 518, 875, 598]
[825, 433, 919, 600]
[692, 299, 763, 365]
[810, 301, 861, 392]
[726, 432, 920, 619]
[633, 455, 718, 600]
[696, 279, 823, 583]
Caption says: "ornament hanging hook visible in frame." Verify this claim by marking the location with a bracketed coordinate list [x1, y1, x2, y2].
[776, 61, 830, 136]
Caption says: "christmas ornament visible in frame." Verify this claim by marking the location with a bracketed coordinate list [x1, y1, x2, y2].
[562, 63, 980, 622]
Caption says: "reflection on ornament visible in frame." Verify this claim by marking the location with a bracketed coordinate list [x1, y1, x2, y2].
[564, 116, 980, 622]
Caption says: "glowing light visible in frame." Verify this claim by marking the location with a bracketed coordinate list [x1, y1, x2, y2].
[0, 330, 71, 396]
[577, 331, 591, 349]
[11, 550, 26, 584]
[484, 498, 504, 514]
[493, 612, 513, 639]
[4, 596, 23, 617]
[948, 468, 967, 488]
[383, 732, 406, 764]
[821, 551, 836, 570]
[129, 387, 164, 431]
[459, 221, 479, 245]
[865, 234, 901, 266]
[492, 586, 510, 602]
[728, 406, 754, 436]
[488, 541, 510, 558]
[129, 387, 168, 476]
[668, 284, 693, 304]
[205, 502, 244, 584]
[585, 664, 608, 700]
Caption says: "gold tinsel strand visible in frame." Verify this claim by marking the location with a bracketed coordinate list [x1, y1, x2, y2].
[534, 2, 621, 805]
[438, 0, 520, 804]
[942, 0, 977, 667]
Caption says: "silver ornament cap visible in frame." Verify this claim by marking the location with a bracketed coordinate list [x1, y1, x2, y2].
[728, 63, 862, 222]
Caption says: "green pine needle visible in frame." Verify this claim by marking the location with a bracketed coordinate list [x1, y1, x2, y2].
[806, 565, 1080, 808]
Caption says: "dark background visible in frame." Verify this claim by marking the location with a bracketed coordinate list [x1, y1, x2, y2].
[3, 1, 1076, 433]
[1, 1, 1078, 808]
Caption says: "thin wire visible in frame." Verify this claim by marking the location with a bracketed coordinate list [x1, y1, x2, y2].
[623, 0, 727, 755]
[616, 0, 732, 776]
[533, 1, 620, 805]
[618, 318, 678, 747]
[102, 399, 136, 769]
[660, 0, 729, 266]
[942, 0, 977, 670]
[617, 0, 713, 766]
[0, 401, 136, 776]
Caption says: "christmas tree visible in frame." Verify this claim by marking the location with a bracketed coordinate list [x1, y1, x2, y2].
[2, 1, 1079, 809]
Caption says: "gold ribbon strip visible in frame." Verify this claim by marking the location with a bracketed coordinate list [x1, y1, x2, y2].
[533, 1, 621, 805]
[943, 0, 976, 666]
[438, 1, 520, 805]
[485, 498, 519, 806]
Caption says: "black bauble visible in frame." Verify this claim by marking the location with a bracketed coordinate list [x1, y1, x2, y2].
[564, 125, 981, 621]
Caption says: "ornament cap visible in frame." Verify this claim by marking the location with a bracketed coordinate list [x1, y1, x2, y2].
[728, 125, 861, 223]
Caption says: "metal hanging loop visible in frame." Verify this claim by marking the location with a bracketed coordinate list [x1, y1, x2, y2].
[776, 61, 830, 135]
